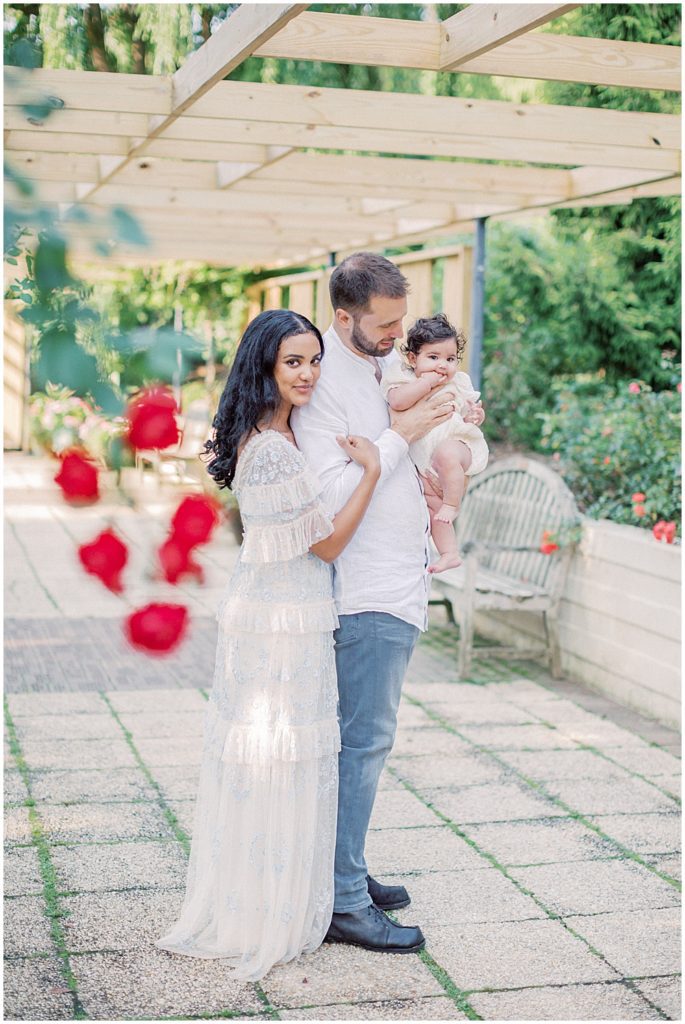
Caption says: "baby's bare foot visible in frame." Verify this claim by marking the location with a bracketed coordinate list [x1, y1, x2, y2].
[428, 552, 462, 574]
[435, 503, 459, 523]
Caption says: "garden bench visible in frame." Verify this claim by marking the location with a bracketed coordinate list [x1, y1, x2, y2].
[429, 455, 580, 678]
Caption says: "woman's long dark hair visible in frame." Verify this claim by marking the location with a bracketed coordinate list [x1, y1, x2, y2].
[203, 309, 323, 489]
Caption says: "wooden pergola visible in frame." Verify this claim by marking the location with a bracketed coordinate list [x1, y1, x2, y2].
[4, 3, 681, 271]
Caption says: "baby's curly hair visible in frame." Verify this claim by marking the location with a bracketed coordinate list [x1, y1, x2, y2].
[402, 313, 466, 363]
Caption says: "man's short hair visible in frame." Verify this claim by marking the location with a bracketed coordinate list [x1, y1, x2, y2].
[329, 252, 409, 316]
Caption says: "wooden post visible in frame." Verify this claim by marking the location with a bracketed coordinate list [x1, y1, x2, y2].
[469, 217, 487, 392]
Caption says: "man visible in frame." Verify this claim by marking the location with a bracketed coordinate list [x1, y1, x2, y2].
[292, 252, 457, 953]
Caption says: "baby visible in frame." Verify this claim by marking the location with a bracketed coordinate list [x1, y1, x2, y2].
[380, 314, 488, 573]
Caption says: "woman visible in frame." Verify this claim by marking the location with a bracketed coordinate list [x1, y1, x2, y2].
[156, 309, 380, 980]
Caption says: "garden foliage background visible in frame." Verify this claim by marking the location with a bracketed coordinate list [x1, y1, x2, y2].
[4, 3, 682, 533]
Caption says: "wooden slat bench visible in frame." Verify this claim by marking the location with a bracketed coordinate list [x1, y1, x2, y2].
[429, 455, 581, 678]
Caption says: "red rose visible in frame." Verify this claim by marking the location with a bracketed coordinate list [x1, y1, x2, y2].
[171, 495, 221, 550]
[158, 535, 205, 585]
[653, 521, 677, 544]
[78, 528, 128, 592]
[124, 602, 188, 655]
[126, 388, 179, 451]
[54, 449, 99, 504]
[540, 529, 560, 555]
[628, 382, 640, 394]
[633, 504, 646, 518]
[631, 492, 646, 503]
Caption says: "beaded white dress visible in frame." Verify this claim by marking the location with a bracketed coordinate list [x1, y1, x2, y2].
[156, 430, 340, 981]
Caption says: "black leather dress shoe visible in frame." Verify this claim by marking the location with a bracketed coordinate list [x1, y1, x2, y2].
[367, 874, 411, 910]
[325, 904, 425, 953]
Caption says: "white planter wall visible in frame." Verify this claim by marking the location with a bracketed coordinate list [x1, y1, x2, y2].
[473, 518, 681, 729]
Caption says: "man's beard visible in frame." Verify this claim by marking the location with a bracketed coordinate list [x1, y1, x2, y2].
[350, 319, 394, 358]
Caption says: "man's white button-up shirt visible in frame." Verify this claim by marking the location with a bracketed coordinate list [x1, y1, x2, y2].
[292, 324, 429, 631]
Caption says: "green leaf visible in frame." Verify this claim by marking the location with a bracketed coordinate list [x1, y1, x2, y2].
[4, 161, 34, 198]
[34, 233, 74, 293]
[88, 381, 123, 416]
[62, 206, 91, 225]
[34, 330, 100, 393]
[109, 207, 148, 248]
[7, 39, 41, 69]
[19, 303, 52, 326]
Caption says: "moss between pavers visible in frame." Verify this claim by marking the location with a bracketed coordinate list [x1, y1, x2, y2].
[98, 691, 282, 1020]
[403, 695, 681, 890]
[98, 693, 190, 856]
[3, 699, 86, 1019]
[385, 764, 639, 976]
[97, 688, 478, 1022]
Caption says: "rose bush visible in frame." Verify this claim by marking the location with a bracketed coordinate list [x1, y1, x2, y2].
[30, 385, 126, 467]
[540, 374, 681, 535]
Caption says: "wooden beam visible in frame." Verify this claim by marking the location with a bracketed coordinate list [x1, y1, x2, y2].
[79, 5, 308, 203]
[568, 165, 677, 198]
[440, 4, 578, 70]
[253, 152, 677, 202]
[4, 106, 149, 137]
[258, 12, 440, 70]
[10, 104, 677, 171]
[190, 81, 679, 153]
[459, 31, 682, 92]
[11, 71, 680, 154]
[169, 3, 309, 118]
[555, 176, 682, 208]
[5, 130, 131, 156]
[248, 151, 572, 196]
[4, 67, 170, 115]
[7, 71, 680, 171]
[5, 130, 272, 165]
[256, 12, 681, 91]
[166, 117, 679, 174]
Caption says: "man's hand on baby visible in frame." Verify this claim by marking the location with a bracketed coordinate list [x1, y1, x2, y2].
[463, 400, 485, 426]
[390, 390, 455, 445]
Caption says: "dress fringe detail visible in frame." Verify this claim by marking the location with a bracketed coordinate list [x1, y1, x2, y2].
[218, 597, 339, 634]
[235, 465, 323, 517]
[240, 505, 334, 564]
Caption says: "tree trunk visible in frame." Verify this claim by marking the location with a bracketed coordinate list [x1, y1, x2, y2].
[201, 7, 212, 42]
[83, 4, 112, 72]
[122, 4, 146, 74]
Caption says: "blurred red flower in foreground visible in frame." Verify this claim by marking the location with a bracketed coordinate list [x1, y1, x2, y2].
[126, 388, 179, 450]
[171, 494, 221, 550]
[54, 449, 99, 504]
[78, 528, 129, 592]
[653, 520, 676, 544]
[540, 530, 560, 555]
[124, 602, 188, 655]
[158, 536, 205, 584]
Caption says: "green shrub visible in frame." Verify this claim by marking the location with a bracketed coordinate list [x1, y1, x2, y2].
[482, 216, 681, 451]
[539, 374, 681, 532]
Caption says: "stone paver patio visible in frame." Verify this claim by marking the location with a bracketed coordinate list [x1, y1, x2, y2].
[4, 452, 682, 1021]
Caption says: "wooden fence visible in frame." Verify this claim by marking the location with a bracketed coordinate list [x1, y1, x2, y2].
[4, 302, 28, 450]
[246, 245, 475, 373]
[468, 517, 681, 728]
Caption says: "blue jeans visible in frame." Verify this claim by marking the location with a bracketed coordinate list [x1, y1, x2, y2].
[333, 611, 420, 913]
